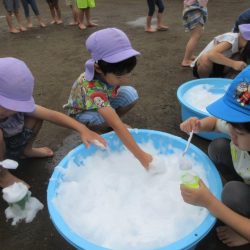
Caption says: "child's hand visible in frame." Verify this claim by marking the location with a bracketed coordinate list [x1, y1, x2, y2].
[180, 117, 201, 134]
[139, 152, 153, 170]
[80, 129, 107, 149]
[180, 179, 214, 208]
[232, 61, 247, 71]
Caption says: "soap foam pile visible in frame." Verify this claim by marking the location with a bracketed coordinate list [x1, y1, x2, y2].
[183, 84, 229, 113]
[53, 142, 208, 250]
[2, 182, 44, 225]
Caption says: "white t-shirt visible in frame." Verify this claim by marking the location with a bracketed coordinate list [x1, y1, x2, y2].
[216, 119, 250, 184]
[191, 32, 240, 67]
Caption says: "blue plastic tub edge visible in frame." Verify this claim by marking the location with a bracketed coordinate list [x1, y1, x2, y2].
[177, 78, 232, 141]
[47, 129, 223, 250]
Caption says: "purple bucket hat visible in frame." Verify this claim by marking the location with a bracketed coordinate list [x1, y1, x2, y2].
[84, 28, 140, 81]
[0, 57, 35, 113]
[239, 24, 250, 41]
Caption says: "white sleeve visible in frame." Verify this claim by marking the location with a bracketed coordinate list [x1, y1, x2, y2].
[214, 33, 239, 54]
[215, 119, 230, 134]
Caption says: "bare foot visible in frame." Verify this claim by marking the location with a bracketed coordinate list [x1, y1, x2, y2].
[22, 147, 54, 158]
[27, 22, 33, 28]
[40, 22, 46, 28]
[145, 27, 156, 33]
[69, 21, 78, 26]
[0, 168, 29, 189]
[191, 55, 197, 60]
[181, 59, 192, 67]
[19, 26, 27, 32]
[56, 19, 63, 24]
[78, 23, 86, 30]
[50, 20, 56, 24]
[216, 226, 250, 247]
[157, 25, 169, 31]
[87, 22, 98, 27]
[9, 28, 20, 34]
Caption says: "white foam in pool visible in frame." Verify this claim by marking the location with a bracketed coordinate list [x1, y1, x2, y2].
[183, 84, 229, 113]
[53, 142, 208, 250]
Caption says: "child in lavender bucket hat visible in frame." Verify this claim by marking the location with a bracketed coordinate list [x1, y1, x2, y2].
[0, 57, 106, 190]
[64, 28, 153, 169]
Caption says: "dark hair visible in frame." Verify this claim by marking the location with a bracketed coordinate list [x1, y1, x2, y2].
[229, 122, 250, 133]
[240, 41, 250, 64]
[97, 56, 137, 76]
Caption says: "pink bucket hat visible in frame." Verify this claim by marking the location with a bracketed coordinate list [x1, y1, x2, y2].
[0, 57, 35, 113]
[239, 24, 250, 41]
[84, 28, 140, 81]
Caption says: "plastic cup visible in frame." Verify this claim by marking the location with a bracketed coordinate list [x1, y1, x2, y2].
[181, 173, 200, 189]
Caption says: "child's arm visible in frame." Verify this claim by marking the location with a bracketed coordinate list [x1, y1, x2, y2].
[180, 116, 217, 134]
[98, 106, 152, 169]
[29, 105, 106, 148]
[206, 41, 247, 71]
[180, 180, 250, 241]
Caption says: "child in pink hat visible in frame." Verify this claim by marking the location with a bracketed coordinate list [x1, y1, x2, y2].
[0, 57, 106, 189]
[64, 28, 153, 169]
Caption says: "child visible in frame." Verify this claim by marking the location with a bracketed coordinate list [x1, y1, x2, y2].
[0, 57, 106, 189]
[233, 8, 250, 33]
[145, 0, 168, 33]
[21, 0, 46, 28]
[3, 0, 27, 33]
[46, 0, 63, 24]
[76, 0, 97, 30]
[64, 28, 153, 169]
[180, 66, 250, 247]
[181, 0, 208, 67]
[65, 0, 78, 25]
[192, 23, 250, 78]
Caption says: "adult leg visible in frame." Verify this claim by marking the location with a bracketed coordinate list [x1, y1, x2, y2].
[156, 0, 168, 31]
[0, 129, 24, 188]
[22, 116, 53, 158]
[181, 25, 203, 67]
[216, 181, 250, 247]
[145, 0, 156, 32]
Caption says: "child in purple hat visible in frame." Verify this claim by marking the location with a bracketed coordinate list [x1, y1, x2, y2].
[191, 23, 250, 78]
[180, 66, 250, 247]
[0, 57, 106, 189]
[64, 28, 153, 169]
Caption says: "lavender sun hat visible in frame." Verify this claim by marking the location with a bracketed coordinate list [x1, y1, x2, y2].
[0, 57, 35, 113]
[239, 23, 250, 41]
[84, 28, 140, 81]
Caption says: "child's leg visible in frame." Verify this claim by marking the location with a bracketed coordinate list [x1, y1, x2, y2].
[29, 0, 46, 27]
[145, 0, 156, 32]
[181, 25, 203, 67]
[14, 10, 27, 31]
[0, 129, 26, 188]
[85, 8, 97, 27]
[5, 11, 20, 33]
[22, 116, 54, 158]
[110, 86, 139, 118]
[21, 0, 32, 27]
[216, 181, 250, 247]
[156, 0, 168, 30]
[47, 2, 57, 24]
[69, 5, 79, 25]
[54, 0, 63, 24]
[78, 9, 86, 29]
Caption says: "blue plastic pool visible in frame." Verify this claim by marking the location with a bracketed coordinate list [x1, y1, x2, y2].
[47, 129, 222, 250]
[177, 78, 232, 140]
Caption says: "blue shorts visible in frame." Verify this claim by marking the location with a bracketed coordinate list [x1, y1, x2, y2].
[75, 86, 138, 126]
[5, 128, 33, 160]
[3, 0, 20, 12]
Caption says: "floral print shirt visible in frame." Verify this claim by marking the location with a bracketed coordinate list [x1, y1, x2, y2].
[63, 73, 120, 115]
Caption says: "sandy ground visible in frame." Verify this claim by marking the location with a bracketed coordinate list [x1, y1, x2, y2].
[0, 0, 250, 249]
